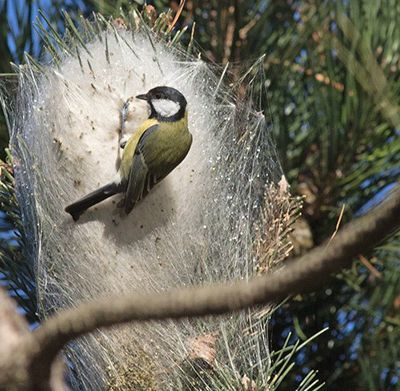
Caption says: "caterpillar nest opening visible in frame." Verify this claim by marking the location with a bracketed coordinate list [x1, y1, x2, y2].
[7, 16, 298, 390]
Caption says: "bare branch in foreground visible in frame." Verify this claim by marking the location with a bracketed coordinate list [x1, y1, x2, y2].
[1, 186, 399, 389]
[30, 186, 400, 381]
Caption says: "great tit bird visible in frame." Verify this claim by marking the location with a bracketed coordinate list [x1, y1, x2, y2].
[65, 86, 192, 221]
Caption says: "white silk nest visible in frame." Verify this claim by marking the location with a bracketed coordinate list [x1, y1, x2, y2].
[5, 16, 295, 390]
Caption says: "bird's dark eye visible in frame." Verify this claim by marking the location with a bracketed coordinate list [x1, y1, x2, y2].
[154, 93, 162, 99]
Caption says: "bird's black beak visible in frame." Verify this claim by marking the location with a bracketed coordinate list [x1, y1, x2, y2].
[136, 93, 148, 101]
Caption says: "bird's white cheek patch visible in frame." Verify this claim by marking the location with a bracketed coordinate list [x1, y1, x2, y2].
[152, 99, 180, 117]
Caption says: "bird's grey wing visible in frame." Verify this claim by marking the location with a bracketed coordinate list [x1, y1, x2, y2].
[123, 124, 159, 214]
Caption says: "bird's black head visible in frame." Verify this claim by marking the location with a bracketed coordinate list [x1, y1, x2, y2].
[136, 86, 187, 122]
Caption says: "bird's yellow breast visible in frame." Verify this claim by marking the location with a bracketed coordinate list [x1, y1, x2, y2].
[119, 113, 191, 180]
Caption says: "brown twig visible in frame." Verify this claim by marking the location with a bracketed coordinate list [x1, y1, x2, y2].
[358, 255, 382, 279]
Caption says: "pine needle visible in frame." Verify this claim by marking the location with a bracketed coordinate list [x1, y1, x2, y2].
[167, 0, 186, 33]
[326, 204, 346, 249]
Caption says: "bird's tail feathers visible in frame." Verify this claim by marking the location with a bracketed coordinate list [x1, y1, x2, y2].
[65, 182, 121, 221]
